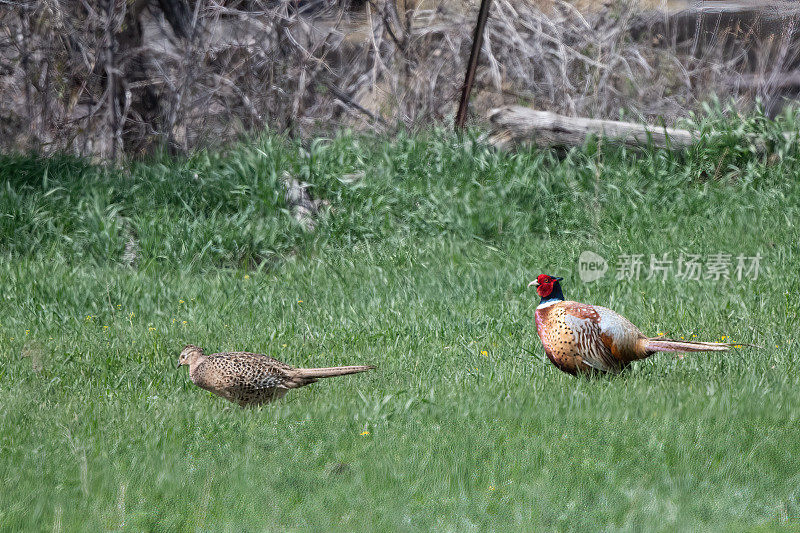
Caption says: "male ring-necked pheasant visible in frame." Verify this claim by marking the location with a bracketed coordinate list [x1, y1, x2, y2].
[529, 274, 741, 375]
[178, 345, 374, 406]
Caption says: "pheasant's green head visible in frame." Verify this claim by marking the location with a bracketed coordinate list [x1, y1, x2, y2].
[528, 274, 564, 302]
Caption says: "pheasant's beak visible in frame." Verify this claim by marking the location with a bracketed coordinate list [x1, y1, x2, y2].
[555, 277, 563, 281]
[528, 280, 539, 288]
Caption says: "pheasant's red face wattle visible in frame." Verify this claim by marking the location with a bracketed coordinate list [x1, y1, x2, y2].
[536, 274, 555, 298]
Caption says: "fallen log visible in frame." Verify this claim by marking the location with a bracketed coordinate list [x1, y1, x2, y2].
[487, 106, 696, 150]
[726, 73, 800, 90]
[486, 105, 796, 151]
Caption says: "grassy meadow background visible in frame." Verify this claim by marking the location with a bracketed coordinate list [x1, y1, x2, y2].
[1, 106, 800, 530]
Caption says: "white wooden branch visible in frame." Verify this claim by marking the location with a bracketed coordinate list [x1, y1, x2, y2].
[486, 106, 696, 150]
[486, 105, 796, 152]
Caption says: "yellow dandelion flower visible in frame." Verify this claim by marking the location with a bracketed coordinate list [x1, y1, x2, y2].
[182, 321, 187, 325]
[244, 275, 250, 280]
[282, 343, 287, 347]
[179, 299, 185, 304]
[149, 327, 156, 332]
[489, 486, 495, 491]
[297, 300, 303, 303]
[103, 325, 108, 330]
[481, 350, 488, 356]
[360, 431, 370, 436]
[25, 330, 29, 335]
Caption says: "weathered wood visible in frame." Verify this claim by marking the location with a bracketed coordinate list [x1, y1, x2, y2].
[487, 106, 697, 150]
[728, 73, 800, 90]
[668, 1, 800, 16]
[487, 106, 798, 152]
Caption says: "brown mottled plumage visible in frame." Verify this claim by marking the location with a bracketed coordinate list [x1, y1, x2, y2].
[529, 275, 743, 375]
[178, 345, 374, 406]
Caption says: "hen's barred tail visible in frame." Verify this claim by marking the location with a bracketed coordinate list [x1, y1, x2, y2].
[643, 338, 747, 354]
[296, 365, 375, 378]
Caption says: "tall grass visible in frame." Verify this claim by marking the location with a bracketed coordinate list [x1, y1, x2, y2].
[1, 109, 799, 530]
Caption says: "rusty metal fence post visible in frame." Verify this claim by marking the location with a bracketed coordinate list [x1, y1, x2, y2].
[455, 0, 493, 130]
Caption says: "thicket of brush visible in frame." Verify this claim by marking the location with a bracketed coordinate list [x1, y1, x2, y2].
[3, 0, 800, 159]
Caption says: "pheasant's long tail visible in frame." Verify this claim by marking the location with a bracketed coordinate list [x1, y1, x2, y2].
[296, 365, 375, 379]
[643, 338, 745, 354]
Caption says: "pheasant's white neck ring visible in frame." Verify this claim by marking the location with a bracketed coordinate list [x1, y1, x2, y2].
[537, 299, 560, 309]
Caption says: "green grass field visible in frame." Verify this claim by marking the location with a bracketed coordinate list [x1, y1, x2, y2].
[1, 109, 800, 530]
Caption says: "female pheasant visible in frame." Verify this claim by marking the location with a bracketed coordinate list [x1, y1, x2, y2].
[178, 345, 374, 406]
[529, 274, 739, 375]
